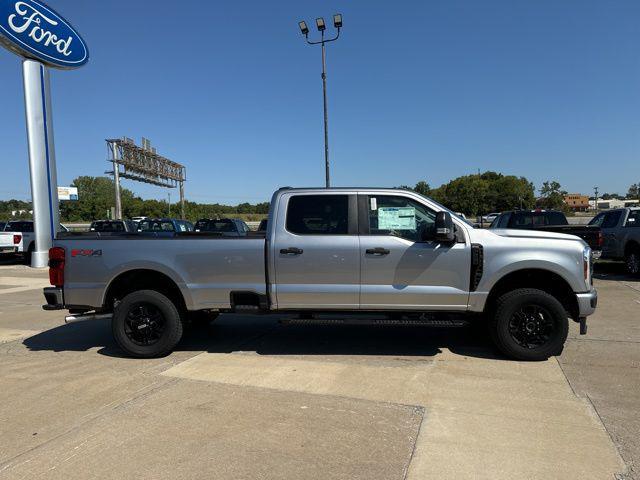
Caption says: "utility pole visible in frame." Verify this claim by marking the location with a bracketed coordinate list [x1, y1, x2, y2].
[593, 186, 599, 213]
[298, 15, 342, 188]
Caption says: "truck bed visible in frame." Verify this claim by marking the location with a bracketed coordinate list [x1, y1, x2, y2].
[57, 232, 267, 311]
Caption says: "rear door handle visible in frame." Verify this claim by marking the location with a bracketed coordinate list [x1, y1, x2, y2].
[366, 247, 390, 255]
[280, 247, 303, 255]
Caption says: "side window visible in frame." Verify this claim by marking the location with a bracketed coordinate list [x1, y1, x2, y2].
[603, 211, 622, 229]
[368, 195, 435, 242]
[625, 210, 640, 227]
[286, 195, 349, 235]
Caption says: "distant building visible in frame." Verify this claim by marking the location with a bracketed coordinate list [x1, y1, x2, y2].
[564, 194, 589, 212]
[587, 199, 639, 210]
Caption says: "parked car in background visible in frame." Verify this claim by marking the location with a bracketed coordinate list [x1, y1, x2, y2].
[257, 218, 268, 232]
[489, 210, 602, 254]
[480, 212, 500, 224]
[45, 187, 597, 361]
[137, 218, 194, 236]
[588, 208, 640, 274]
[0, 221, 5, 231]
[0, 220, 66, 262]
[89, 220, 137, 233]
[194, 218, 250, 236]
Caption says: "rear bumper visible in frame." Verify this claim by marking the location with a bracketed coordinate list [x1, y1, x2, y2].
[0, 246, 18, 254]
[576, 288, 598, 317]
[42, 287, 64, 311]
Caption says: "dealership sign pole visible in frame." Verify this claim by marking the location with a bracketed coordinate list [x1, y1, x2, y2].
[0, 0, 88, 267]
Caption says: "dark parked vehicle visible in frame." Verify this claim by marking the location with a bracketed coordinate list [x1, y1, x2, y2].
[588, 208, 640, 274]
[89, 220, 137, 233]
[194, 218, 250, 236]
[490, 210, 603, 253]
[257, 218, 268, 232]
[137, 218, 194, 235]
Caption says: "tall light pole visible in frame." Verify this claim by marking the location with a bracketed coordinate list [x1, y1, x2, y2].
[298, 14, 342, 188]
[593, 186, 599, 213]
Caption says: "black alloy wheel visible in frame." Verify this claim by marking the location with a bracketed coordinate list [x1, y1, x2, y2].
[123, 302, 166, 346]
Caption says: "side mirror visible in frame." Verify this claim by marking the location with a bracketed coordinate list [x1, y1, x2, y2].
[434, 211, 455, 243]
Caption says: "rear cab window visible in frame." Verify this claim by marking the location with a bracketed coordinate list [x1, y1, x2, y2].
[286, 195, 349, 235]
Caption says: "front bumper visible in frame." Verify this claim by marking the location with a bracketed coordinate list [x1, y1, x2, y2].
[576, 288, 598, 317]
[42, 287, 64, 311]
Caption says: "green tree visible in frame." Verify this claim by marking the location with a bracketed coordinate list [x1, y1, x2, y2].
[539, 181, 567, 210]
[428, 172, 534, 216]
[57, 176, 271, 222]
[414, 181, 431, 197]
[627, 184, 639, 200]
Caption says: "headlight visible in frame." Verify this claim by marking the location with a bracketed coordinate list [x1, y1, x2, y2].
[583, 246, 592, 285]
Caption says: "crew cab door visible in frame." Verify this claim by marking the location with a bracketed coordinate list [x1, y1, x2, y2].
[358, 193, 471, 310]
[272, 193, 360, 309]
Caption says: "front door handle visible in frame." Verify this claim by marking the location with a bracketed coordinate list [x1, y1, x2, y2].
[366, 247, 390, 255]
[280, 247, 303, 255]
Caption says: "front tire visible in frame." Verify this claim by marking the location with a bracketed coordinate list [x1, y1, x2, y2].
[112, 290, 183, 358]
[489, 288, 568, 361]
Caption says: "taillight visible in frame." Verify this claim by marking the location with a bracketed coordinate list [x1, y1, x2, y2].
[49, 247, 65, 287]
[13, 234, 21, 245]
[597, 231, 603, 247]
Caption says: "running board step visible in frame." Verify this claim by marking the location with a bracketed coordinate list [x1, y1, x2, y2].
[280, 317, 470, 328]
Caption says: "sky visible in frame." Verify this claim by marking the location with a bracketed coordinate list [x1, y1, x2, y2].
[0, 0, 638, 204]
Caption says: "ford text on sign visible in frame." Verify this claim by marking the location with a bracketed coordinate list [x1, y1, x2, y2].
[0, 0, 88, 69]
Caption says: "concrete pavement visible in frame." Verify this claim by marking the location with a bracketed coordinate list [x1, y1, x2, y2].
[0, 261, 636, 479]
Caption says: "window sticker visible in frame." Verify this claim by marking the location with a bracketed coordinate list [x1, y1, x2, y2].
[370, 197, 377, 210]
[378, 207, 416, 230]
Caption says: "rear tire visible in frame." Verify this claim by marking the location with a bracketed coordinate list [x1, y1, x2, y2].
[489, 288, 568, 361]
[625, 248, 640, 276]
[112, 290, 183, 358]
[23, 243, 34, 265]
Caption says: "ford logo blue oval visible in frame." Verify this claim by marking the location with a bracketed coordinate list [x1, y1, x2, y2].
[0, 0, 88, 69]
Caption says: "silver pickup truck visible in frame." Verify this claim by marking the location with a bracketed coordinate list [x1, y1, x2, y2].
[43, 187, 597, 361]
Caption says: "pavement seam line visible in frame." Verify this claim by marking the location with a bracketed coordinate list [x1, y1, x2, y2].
[556, 357, 628, 477]
[402, 406, 426, 480]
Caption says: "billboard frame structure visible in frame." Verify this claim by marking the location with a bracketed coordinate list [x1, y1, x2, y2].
[106, 137, 186, 219]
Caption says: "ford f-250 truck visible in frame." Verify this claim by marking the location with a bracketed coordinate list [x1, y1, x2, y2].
[43, 188, 597, 361]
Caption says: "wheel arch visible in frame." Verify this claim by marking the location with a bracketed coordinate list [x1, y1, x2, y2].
[624, 240, 640, 255]
[103, 269, 187, 314]
[485, 268, 579, 320]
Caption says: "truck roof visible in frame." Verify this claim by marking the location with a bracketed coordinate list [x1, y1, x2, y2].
[277, 187, 414, 193]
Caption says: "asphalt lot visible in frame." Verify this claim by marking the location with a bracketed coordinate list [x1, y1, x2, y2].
[0, 258, 637, 479]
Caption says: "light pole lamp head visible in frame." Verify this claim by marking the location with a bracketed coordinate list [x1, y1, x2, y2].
[333, 14, 342, 29]
[298, 20, 309, 36]
[315, 17, 326, 32]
